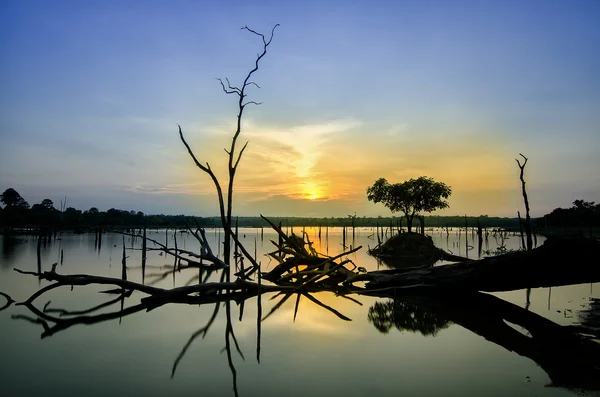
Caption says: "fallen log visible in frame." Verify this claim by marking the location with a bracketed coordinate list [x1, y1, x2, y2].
[360, 236, 600, 292]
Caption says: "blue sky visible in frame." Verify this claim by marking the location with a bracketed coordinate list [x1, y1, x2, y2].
[1, 0, 599, 217]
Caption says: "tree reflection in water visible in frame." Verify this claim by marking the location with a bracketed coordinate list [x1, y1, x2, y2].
[367, 289, 600, 392]
[368, 300, 450, 336]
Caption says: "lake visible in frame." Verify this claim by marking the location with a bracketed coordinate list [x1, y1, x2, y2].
[0, 227, 598, 397]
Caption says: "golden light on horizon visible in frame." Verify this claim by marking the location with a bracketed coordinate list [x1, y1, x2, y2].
[300, 181, 326, 201]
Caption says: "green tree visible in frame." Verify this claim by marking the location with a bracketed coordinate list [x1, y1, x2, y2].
[366, 177, 451, 233]
[0, 188, 30, 209]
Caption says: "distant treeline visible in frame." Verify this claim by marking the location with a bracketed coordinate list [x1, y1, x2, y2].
[535, 200, 600, 228]
[1, 188, 598, 233]
[0, 205, 521, 230]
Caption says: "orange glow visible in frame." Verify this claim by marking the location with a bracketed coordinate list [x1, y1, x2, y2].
[300, 181, 327, 201]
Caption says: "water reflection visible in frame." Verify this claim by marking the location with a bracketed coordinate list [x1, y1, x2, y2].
[578, 297, 600, 339]
[0, 229, 598, 397]
[368, 290, 600, 391]
[368, 300, 450, 335]
[1, 235, 26, 269]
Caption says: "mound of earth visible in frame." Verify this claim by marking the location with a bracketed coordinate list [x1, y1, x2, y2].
[369, 232, 464, 268]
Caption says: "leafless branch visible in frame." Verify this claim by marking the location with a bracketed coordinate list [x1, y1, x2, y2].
[245, 81, 261, 89]
[242, 100, 263, 107]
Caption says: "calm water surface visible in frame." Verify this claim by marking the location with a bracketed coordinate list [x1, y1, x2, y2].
[0, 227, 598, 397]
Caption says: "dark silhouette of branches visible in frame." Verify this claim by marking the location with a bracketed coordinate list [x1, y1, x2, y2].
[178, 24, 279, 276]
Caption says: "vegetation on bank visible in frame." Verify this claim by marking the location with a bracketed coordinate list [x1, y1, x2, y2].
[1, 188, 598, 231]
[536, 199, 600, 228]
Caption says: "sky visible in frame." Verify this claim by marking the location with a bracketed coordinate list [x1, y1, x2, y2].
[1, 0, 599, 218]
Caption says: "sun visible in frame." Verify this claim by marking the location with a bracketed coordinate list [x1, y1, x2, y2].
[301, 181, 324, 201]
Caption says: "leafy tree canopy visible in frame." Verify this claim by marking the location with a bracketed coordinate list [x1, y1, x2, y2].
[366, 176, 451, 232]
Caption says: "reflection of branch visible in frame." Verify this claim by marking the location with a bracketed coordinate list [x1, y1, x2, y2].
[256, 267, 262, 363]
[171, 300, 221, 378]
[0, 291, 14, 312]
[44, 290, 133, 316]
[12, 314, 50, 332]
[302, 293, 352, 321]
[224, 299, 240, 397]
[13, 301, 156, 339]
[14, 268, 163, 302]
[261, 293, 293, 321]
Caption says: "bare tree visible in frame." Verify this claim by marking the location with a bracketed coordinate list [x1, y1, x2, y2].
[516, 153, 533, 251]
[178, 24, 279, 273]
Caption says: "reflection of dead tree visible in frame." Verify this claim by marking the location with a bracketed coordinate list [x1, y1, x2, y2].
[11, 214, 364, 389]
[12, 219, 365, 333]
[11, 244, 361, 396]
[8, 221, 600, 395]
[173, 25, 278, 395]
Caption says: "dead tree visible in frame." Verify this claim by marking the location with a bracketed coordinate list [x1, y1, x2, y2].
[516, 153, 533, 251]
[178, 24, 279, 273]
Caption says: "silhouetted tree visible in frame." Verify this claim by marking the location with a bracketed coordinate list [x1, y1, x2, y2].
[366, 177, 451, 233]
[573, 200, 595, 210]
[30, 200, 60, 226]
[0, 188, 29, 209]
[63, 207, 82, 225]
[515, 154, 533, 251]
[40, 199, 54, 210]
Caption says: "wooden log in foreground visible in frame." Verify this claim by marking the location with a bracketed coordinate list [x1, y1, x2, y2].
[363, 236, 600, 292]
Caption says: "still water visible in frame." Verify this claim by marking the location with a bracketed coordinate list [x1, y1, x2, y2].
[0, 227, 598, 397]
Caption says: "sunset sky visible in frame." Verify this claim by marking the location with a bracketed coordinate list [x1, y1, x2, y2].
[1, 0, 599, 218]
